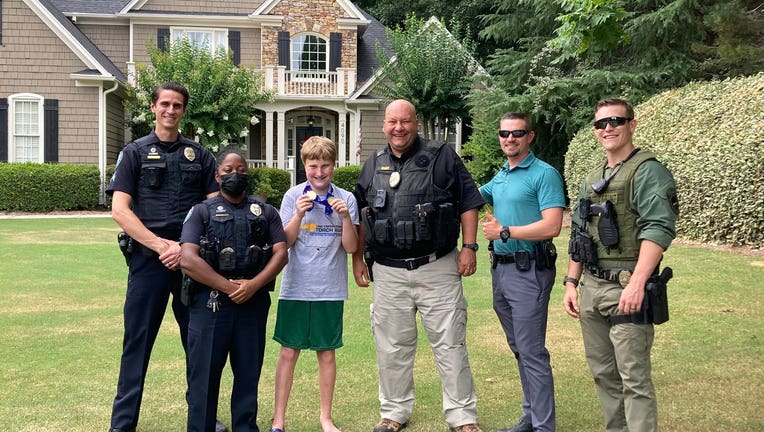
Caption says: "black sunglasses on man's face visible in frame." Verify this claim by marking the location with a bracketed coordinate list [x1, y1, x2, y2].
[498, 129, 529, 138]
[593, 116, 633, 130]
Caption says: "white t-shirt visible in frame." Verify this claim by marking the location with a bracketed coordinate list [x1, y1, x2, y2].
[278, 182, 359, 301]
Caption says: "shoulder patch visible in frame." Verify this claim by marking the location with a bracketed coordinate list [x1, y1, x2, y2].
[667, 187, 680, 215]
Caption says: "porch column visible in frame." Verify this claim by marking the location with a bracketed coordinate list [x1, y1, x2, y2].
[277, 110, 286, 169]
[337, 109, 347, 166]
[265, 109, 274, 167]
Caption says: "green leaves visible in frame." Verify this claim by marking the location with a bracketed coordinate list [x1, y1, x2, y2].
[125, 38, 272, 152]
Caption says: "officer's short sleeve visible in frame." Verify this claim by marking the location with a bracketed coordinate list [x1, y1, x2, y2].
[106, 144, 140, 197]
[199, 148, 219, 196]
[180, 203, 207, 245]
[633, 160, 679, 250]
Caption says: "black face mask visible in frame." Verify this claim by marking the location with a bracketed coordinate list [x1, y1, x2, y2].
[220, 172, 249, 196]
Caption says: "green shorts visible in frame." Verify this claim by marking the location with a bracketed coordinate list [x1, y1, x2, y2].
[273, 300, 344, 350]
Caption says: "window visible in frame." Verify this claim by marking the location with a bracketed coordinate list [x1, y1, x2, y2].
[8, 94, 44, 163]
[171, 27, 227, 56]
[291, 34, 327, 76]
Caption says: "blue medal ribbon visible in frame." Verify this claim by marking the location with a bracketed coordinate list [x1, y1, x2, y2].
[302, 184, 334, 215]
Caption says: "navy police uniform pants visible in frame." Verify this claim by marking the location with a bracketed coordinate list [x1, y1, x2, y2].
[187, 287, 270, 432]
[111, 252, 189, 430]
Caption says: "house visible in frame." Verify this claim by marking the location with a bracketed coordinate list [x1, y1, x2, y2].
[0, 0, 472, 202]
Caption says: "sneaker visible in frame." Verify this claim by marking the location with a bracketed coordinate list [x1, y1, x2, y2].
[451, 424, 482, 432]
[372, 418, 406, 432]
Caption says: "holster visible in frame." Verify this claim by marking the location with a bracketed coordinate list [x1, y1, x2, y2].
[180, 271, 198, 306]
[364, 249, 375, 282]
[534, 240, 557, 271]
[646, 267, 672, 324]
[117, 231, 133, 266]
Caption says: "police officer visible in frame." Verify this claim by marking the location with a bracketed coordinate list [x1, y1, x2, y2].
[352, 99, 485, 432]
[562, 98, 679, 432]
[106, 82, 220, 432]
[180, 149, 287, 432]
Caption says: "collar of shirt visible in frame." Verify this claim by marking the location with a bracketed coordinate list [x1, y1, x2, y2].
[503, 151, 537, 172]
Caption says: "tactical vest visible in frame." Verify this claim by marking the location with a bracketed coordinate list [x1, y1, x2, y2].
[363, 139, 459, 258]
[583, 150, 657, 270]
[133, 134, 207, 237]
[202, 196, 273, 283]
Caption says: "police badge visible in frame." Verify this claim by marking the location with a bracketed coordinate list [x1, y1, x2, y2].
[184, 147, 196, 162]
[251, 203, 262, 216]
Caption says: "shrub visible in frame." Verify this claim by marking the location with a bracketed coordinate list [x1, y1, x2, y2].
[0, 163, 100, 212]
[249, 167, 290, 209]
[564, 73, 764, 247]
[333, 165, 362, 192]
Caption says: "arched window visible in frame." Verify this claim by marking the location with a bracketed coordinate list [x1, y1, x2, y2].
[291, 34, 327, 76]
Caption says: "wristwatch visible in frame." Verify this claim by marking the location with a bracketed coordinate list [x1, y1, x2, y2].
[462, 243, 479, 252]
[499, 226, 511, 243]
[563, 276, 580, 287]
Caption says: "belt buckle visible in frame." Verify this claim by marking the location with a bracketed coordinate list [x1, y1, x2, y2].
[405, 259, 418, 271]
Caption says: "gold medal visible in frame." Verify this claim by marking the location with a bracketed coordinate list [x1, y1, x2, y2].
[184, 147, 196, 161]
[327, 197, 338, 206]
[389, 171, 401, 188]
[305, 191, 317, 201]
[250, 203, 262, 216]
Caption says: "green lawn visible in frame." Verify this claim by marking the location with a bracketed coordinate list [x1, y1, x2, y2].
[0, 217, 762, 431]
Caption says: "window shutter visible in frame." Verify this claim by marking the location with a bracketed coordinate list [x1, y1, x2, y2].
[157, 28, 170, 52]
[0, 0, 4, 46]
[229, 31, 241, 65]
[278, 31, 290, 69]
[0, 99, 7, 162]
[329, 32, 342, 71]
[43, 99, 58, 163]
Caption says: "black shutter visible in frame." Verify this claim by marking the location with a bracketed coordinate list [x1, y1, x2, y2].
[229, 31, 241, 65]
[0, 99, 7, 162]
[157, 28, 170, 52]
[43, 99, 58, 163]
[329, 32, 342, 71]
[278, 31, 290, 69]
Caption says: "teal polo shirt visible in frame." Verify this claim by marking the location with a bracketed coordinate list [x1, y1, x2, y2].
[479, 152, 566, 255]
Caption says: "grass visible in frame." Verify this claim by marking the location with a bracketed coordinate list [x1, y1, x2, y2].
[0, 217, 762, 431]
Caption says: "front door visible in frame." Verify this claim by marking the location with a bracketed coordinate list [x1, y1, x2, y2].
[295, 126, 323, 184]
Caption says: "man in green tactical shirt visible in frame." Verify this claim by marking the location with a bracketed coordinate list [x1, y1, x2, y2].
[562, 98, 679, 432]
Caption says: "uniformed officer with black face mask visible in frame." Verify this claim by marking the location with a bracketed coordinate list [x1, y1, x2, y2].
[180, 149, 287, 432]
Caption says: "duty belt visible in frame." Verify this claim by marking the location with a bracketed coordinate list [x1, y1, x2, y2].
[587, 266, 633, 288]
[493, 251, 535, 265]
[375, 250, 447, 271]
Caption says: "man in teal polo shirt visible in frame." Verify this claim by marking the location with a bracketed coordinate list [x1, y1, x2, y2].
[480, 112, 566, 432]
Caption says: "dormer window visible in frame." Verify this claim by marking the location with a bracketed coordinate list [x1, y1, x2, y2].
[292, 34, 327, 77]
[172, 27, 228, 56]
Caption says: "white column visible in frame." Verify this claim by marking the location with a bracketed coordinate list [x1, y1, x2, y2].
[337, 110, 347, 166]
[336, 68, 346, 96]
[277, 111, 286, 169]
[265, 110, 274, 167]
[277, 66, 286, 95]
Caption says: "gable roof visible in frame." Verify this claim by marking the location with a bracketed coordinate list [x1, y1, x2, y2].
[26, 0, 127, 82]
[48, 0, 130, 14]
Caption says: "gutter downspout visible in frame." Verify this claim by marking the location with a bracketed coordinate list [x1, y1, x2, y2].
[100, 81, 120, 205]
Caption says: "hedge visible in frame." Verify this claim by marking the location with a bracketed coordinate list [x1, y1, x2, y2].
[0, 162, 101, 212]
[564, 73, 764, 247]
[248, 166, 291, 209]
[333, 165, 362, 193]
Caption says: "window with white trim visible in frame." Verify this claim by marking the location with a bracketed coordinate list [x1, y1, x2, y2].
[292, 34, 327, 77]
[171, 27, 227, 56]
[8, 94, 44, 163]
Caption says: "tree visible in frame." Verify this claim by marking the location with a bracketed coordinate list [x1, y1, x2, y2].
[374, 15, 482, 141]
[462, 0, 764, 185]
[126, 38, 272, 153]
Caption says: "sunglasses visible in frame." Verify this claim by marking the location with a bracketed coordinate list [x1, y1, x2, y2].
[593, 116, 633, 130]
[498, 129, 529, 138]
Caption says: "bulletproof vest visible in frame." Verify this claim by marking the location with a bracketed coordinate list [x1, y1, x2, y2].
[203, 196, 271, 280]
[583, 150, 657, 270]
[133, 134, 207, 237]
[364, 139, 458, 258]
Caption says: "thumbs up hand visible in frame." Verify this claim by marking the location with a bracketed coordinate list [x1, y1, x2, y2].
[481, 212, 502, 241]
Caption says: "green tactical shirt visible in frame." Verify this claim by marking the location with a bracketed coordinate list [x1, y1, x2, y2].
[572, 159, 679, 251]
